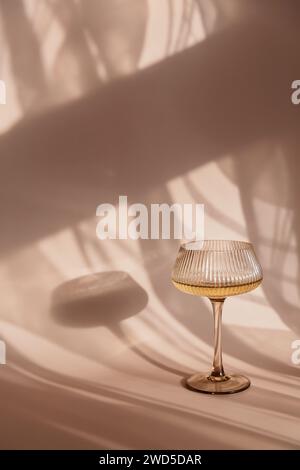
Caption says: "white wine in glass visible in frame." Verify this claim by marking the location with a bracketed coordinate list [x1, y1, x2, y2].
[172, 240, 263, 394]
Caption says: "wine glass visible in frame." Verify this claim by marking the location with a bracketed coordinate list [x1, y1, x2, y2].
[172, 240, 263, 394]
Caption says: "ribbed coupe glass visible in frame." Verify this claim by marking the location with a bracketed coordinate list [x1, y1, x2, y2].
[172, 240, 263, 394]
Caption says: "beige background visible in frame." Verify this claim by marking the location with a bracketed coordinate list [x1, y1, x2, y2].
[0, 0, 300, 449]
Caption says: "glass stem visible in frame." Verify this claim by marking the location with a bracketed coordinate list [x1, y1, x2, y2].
[209, 299, 226, 380]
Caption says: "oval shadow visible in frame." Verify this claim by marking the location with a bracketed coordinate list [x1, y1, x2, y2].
[51, 271, 148, 328]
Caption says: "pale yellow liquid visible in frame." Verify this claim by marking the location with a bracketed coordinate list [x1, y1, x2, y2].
[172, 279, 262, 299]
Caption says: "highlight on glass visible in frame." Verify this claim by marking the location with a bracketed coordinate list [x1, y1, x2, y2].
[172, 240, 263, 394]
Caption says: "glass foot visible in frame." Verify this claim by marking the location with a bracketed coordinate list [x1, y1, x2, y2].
[185, 373, 250, 394]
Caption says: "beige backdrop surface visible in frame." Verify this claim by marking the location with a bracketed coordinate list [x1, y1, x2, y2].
[0, 0, 299, 449]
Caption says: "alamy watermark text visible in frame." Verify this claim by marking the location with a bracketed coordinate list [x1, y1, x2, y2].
[96, 196, 204, 241]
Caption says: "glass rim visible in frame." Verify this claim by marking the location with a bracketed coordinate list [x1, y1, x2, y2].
[179, 239, 254, 252]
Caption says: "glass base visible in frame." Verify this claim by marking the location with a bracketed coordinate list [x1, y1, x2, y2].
[185, 373, 250, 394]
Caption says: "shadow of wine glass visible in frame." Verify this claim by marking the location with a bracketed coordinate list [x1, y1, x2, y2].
[51, 271, 148, 328]
[50, 270, 188, 378]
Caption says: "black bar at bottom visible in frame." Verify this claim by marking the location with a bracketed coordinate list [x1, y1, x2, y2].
[0, 450, 298, 467]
